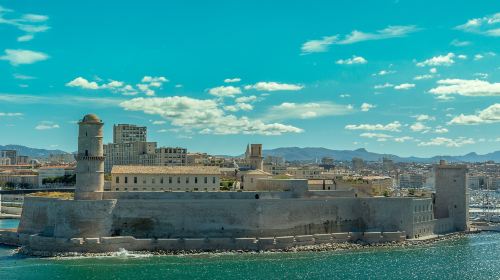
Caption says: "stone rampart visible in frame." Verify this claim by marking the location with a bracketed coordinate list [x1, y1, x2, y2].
[0, 231, 408, 254]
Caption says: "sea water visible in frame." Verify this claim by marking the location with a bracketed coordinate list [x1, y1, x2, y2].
[0, 220, 499, 280]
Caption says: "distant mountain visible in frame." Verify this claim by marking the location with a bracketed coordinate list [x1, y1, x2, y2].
[0, 145, 69, 159]
[263, 147, 500, 163]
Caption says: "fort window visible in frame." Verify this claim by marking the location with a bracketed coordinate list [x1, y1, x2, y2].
[177, 177, 181, 184]
[152, 178, 155, 184]
[186, 177, 189, 184]
[169, 177, 172, 184]
[134, 177, 137, 184]
[204, 177, 208, 184]
[195, 177, 198, 184]
[194, 188, 198, 191]
[160, 178, 164, 184]
[85, 150, 88, 156]
[116, 177, 119, 183]
[125, 177, 128, 184]
[213, 177, 216, 184]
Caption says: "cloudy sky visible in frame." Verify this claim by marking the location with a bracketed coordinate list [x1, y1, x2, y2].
[0, 1, 499, 157]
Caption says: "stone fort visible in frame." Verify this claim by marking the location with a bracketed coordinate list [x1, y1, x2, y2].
[0, 114, 469, 254]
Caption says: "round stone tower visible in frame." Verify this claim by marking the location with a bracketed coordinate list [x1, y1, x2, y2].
[75, 114, 104, 200]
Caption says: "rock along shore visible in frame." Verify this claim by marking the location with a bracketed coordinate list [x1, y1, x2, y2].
[16, 232, 476, 258]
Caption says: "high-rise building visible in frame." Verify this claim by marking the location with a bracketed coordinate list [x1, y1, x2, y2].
[104, 141, 157, 173]
[352, 157, 364, 171]
[0, 150, 17, 165]
[434, 160, 468, 231]
[113, 124, 147, 144]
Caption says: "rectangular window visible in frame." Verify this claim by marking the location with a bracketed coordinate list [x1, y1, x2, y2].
[169, 177, 172, 184]
[177, 177, 181, 184]
[186, 177, 189, 184]
[152, 178, 155, 184]
[204, 177, 208, 184]
[195, 177, 198, 184]
[134, 177, 137, 184]
[213, 177, 216, 184]
[125, 177, 128, 184]
[116, 177, 119, 183]
[160, 178, 164, 184]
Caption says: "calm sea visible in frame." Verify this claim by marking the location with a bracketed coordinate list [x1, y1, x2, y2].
[0, 219, 499, 280]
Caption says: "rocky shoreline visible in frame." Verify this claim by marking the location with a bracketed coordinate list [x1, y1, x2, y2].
[15, 231, 478, 258]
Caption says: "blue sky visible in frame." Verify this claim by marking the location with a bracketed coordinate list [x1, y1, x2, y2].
[0, 0, 499, 157]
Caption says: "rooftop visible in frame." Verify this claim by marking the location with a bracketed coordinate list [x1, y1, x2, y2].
[111, 165, 221, 175]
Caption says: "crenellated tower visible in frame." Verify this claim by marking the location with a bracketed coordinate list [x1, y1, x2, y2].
[75, 114, 104, 200]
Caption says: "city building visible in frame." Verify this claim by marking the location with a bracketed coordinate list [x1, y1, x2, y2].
[286, 166, 324, 179]
[104, 141, 157, 172]
[0, 150, 17, 165]
[111, 165, 220, 192]
[37, 166, 75, 188]
[48, 153, 76, 164]
[399, 173, 425, 189]
[352, 157, 364, 171]
[113, 124, 147, 143]
[244, 144, 263, 170]
[154, 147, 187, 166]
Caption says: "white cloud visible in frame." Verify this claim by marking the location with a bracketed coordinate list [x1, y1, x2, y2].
[410, 122, 430, 132]
[413, 74, 434, 80]
[266, 102, 352, 121]
[456, 13, 500, 37]
[66, 77, 100, 90]
[372, 70, 395, 76]
[224, 78, 241, 83]
[448, 104, 500, 125]
[394, 136, 413, 143]
[301, 25, 419, 53]
[0, 7, 50, 41]
[0, 112, 23, 117]
[457, 54, 467, 60]
[413, 114, 435, 121]
[374, 83, 393, 89]
[0, 49, 49, 65]
[35, 121, 59, 130]
[416, 53, 455, 67]
[301, 36, 338, 53]
[152, 120, 166, 125]
[17, 34, 34, 42]
[339, 94, 351, 98]
[224, 103, 253, 112]
[244, 82, 303, 91]
[360, 103, 375, 112]
[473, 73, 489, 79]
[336, 55, 367, 65]
[360, 133, 393, 142]
[394, 83, 415, 90]
[345, 121, 402, 132]
[65, 76, 167, 96]
[208, 86, 242, 98]
[474, 54, 484, 61]
[417, 137, 475, 147]
[13, 73, 35, 80]
[429, 79, 500, 98]
[430, 68, 437, 74]
[434, 126, 448, 134]
[339, 25, 419, 44]
[450, 39, 471, 47]
[235, 95, 258, 103]
[120, 96, 303, 135]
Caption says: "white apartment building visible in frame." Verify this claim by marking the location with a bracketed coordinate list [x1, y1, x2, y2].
[37, 166, 75, 187]
[104, 141, 157, 172]
[111, 165, 220, 192]
[155, 147, 187, 166]
[113, 124, 147, 143]
[286, 166, 324, 179]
